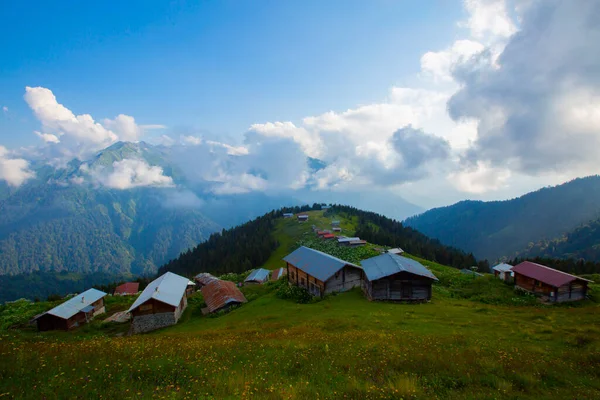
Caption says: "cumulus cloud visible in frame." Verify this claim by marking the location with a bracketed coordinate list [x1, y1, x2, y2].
[0, 146, 35, 186]
[88, 158, 174, 189]
[449, 0, 600, 176]
[449, 161, 511, 193]
[460, 0, 517, 41]
[103, 114, 141, 142]
[34, 131, 60, 144]
[2, 106, 7, 113]
[211, 172, 268, 195]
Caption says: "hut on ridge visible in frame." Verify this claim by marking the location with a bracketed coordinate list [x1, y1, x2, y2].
[33, 288, 107, 331]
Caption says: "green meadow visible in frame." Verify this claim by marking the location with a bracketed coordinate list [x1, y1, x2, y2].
[1, 211, 599, 399]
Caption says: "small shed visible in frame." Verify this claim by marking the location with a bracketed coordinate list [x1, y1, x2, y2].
[492, 263, 514, 282]
[283, 213, 294, 218]
[337, 237, 360, 246]
[186, 280, 196, 295]
[194, 272, 219, 288]
[361, 254, 438, 301]
[512, 261, 593, 303]
[348, 240, 367, 247]
[271, 267, 287, 281]
[331, 220, 340, 227]
[245, 268, 270, 284]
[323, 233, 335, 239]
[387, 248, 404, 255]
[128, 272, 189, 334]
[201, 279, 247, 314]
[114, 282, 140, 296]
[332, 227, 342, 232]
[297, 214, 309, 222]
[34, 288, 107, 331]
[283, 246, 363, 297]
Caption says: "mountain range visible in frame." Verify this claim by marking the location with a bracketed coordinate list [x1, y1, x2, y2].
[405, 176, 600, 262]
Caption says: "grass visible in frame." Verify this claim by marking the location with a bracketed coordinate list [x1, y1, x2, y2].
[1, 212, 600, 399]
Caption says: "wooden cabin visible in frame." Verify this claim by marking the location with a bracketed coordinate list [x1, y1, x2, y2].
[186, 280, 196, 295]
[200, 279, 247, 314]
[337, 237, 360, 246]
[194, 272, 219, 288]
[271, 267, 287, 281]
[283, 246, 363, 297]
[492, 263, 514, 282]
[361, 253, 438, 301]
[297, 214, 309, 222]
[114, 282, 139, 296]
[128, 272, 189, 333]
[512, 261, 593, 303]
[245, 268, 270, 284]
[34, 288, 107, 331]
[387, 248, 404, 255]
[283, 213, 294, 218]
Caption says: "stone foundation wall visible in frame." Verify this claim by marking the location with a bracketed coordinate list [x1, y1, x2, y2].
[131, 312, 177, 334]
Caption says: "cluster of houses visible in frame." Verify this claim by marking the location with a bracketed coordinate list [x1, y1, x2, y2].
[313, 224, 368, 247]
[492, 261, 592, 303]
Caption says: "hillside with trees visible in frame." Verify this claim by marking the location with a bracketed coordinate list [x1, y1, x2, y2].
[404, 176, 600, 261]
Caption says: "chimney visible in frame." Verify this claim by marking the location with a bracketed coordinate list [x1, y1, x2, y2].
[81, 296, 85, 303]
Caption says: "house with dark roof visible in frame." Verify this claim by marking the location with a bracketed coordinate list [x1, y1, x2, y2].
[200, 279, 247, 314]
[271, 267, 287, 281]
[194, 272, 219, 288]
[361, 254, 438, 301]
[512, 261, 593, 303]
[283, 246, 363, 297]
[33, 288, 107, 331]
[283, 212, 294, 218]
[128, 272, 189, 333]
[245, 268, 270, 284]
[297, 214, 309, 222]
[114, 282, 140, 296]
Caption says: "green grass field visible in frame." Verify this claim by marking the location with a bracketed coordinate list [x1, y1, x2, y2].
[1, 211, 599, 399]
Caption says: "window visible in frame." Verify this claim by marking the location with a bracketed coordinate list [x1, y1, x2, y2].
[301, 278, 306, 286]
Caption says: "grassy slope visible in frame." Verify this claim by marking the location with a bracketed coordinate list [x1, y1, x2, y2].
[1, 211, 600, 399]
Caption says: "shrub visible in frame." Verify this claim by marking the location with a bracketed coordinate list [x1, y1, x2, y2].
[276, 282, 313, 304]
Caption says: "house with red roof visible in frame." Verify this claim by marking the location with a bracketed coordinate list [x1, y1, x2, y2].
[114, 282, 140, 296]
[512, 261, 593, 303]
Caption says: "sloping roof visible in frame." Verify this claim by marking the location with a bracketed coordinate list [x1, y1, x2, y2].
[361, 253, 438, 281]
[114, 282, 139, 295]
[493, 263, 513, 273]
[387, 248, 404, 254]
[41, 288, 107, 320]
[512, 261, 593, 287]
[323, 234, 335, 239]
[271, 267, 287, 281]
[283, 246, 361, 282]
[194, 273, 219, 286]
[297, 214, 309, 219]
[337, 237, 360, 243]
[128, 272, 189, 312]
[245, 268, 270, 283]
[201, 280, 247, 313]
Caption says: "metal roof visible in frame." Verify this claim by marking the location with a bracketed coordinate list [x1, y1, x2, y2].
[387, 248, 404, 254]
[283, 246, 361, 282]
[81, 305, 95, 313]
[492, 263, 513, 273]
[245, 268, 270, 283]
[512, 261, 593, 287]
[194, 273, 219, 286]
[114, 282, 139, 295]
[337, 237, 360, 243]
[201, 280, 247, 313]
[128, 272, 189, 312]
[271, 267, 287, 281]
[44, 288, 107, 320]
[361, 253, 438, 282]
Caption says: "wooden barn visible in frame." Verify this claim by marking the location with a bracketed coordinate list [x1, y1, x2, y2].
[361, 253, 438, 301]
[297, 214, 309, 222]
[512, 261, 593, 303]
[200, 279, 247, 314]
[245, 268, 270, 284]
[283, 246, 363, 297]
[493, 263, 514, 282]
[186, 280, 196, 295]
[337, 237, 360, 246]
[271, 267, 287, 281]
[194, 272, 219, 288]
[283, 212, 294, 218]
[114, 282, 139, 296]
[33, 288, 107, 331]
[128, 272, 189, 334]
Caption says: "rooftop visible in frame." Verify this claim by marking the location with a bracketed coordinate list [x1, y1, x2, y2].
[40, 288, 107, 320]
[201, 280, 247, 313]
[283, 246, 360, 282]
[361, 253, 438, 281]
[492, 263, 513, 273]
[128, 272, 189, 313]
[245, 268, 271, 283]
[512, 261, 593, 287]
[114, 282, 139, 295]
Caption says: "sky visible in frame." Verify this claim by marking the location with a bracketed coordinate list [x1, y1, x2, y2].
[1, 0, 599, 209]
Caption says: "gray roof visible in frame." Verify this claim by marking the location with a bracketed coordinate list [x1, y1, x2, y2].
[128, 272, 189, 312]
[492, 263, 513, 272]
[283, 246, 361, 282]
[387, 248, 404, 254]
[245, 268, 270, 282]
[337, 237, 360, 243]
[361, 253, 438, 281]
[43, 288, 107, 320]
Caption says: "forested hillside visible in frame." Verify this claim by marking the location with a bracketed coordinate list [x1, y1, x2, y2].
[518, 217, 600, 262]
[160, 204, 480, 278]
[405, 176, 600, 261]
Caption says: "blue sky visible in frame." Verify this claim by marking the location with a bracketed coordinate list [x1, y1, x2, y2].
[0, 0, 462, 147]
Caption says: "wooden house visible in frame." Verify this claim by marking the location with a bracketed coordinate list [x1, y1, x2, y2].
[492, 263, 514, 282]
[348, 240, 367, 247]
[337, 237, 360, 246]
[33, 288, 107, 331]
[271, 267, 287, 281]
[361, 254, 438, 301]
[128, 272, 189, 334]
[245, 268, 270, 284]
[186, 280, 196, 295]
[332, 227, 342, 233]
[200, 279, 247, 314]
[283, 213, 294, 218]
[387, 248, 404, 255]
[512, 261, 593, 303]
[283, 246, 363, 297]
[194, 272, 219, 288]
[297, 214, 309, 222]
[114, 282, 139, 296]
[331, 220, 340, 227]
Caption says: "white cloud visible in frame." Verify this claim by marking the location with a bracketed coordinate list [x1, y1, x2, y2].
[421, 39, 485, 82]
[0, 146, 35, 187]
[460, 0, 517, 41]
[205, 140, 249, 156]
[181, 135, 203, 145]
[34, 131, 60, 144]
[103, 114, 141, 142]
[140, 124, 167, 130]
[88, 158, 174, 190]
[449, 161, 511, 193]
[211, 172, 267, 195]
[2, 106, 7, 113]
